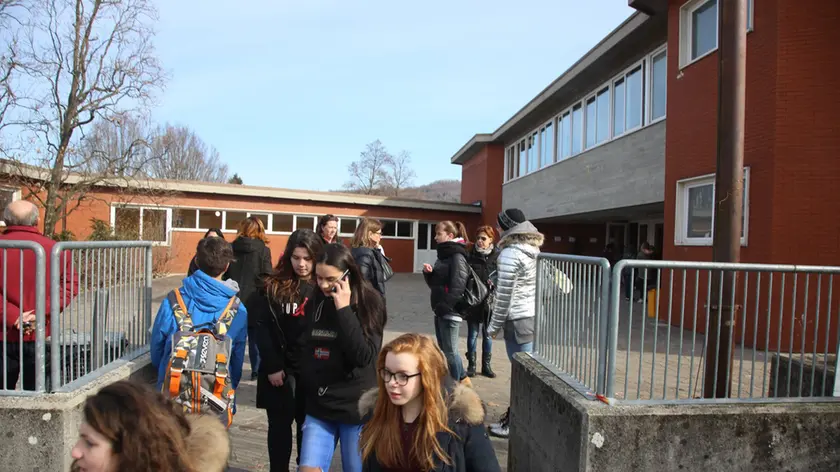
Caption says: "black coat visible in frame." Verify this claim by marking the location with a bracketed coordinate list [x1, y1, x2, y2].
[251, 282, 316, 409]
[358, 382, 502, 472]
[352, 247, 388, 297]
[424, 241, 470, 317]
[300, 294, 384, 424]
[464, 245, 499, 323]
[225, 237, 272, 327]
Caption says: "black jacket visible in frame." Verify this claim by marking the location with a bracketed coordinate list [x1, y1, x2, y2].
[225, 237, 272, 327]
[352, 247, 388, 297]
[464, 245, 499, 322]
[424, 241, 470, 317]
[187, 257, 199, 277]
[251, 282, 316, 409]
[300, 294, 384, 424]
[358, 382, 502, 472]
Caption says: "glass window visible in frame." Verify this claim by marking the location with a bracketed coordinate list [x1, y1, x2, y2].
[417, 223, 429, 250]
[541, 122, 554, 168]
[626, 67, 642, 130]
[571, 104, 583, 155]
[651, 51, 667, 121]
[114, 207, 140, 239]
[339, 218, 358, 235]
[225, 211, 247, 231]
[687, 184, 714, 238]
[198, 210, 222, 230]
[692, 0, 717, 60]
[613, 79, 625, 137]
[596, 87, 610, 144]
[295, 215, 316, 231]
[560, 112, 572, 159]
[585, 97, 597, 149]
[173, 209, 197, 229]
[527, 133, 538, 173]
[142, 209, 168, 242]
[397, 221, 413, 238]
[272, 214, 294, 233]
[248, 213, 269, 228]
[382, 220, 397, 237]
[506, 147, 515, 180]
[518, 140, 527, 177]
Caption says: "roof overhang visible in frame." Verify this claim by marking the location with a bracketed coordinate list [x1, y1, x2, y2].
[450, 134, 494, 165]
[628, 0, 667, 16]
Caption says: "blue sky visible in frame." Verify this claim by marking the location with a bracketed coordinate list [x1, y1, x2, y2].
[153, 1, 635, 191]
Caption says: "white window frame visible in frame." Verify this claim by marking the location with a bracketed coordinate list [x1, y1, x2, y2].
[647, 45, 668, 124]
[679, 0, 755, 69]
[674, 167, 750, 246]
[0, 188, 22, 227]
[377, 218, 416, 240]
[109, 204, 173, 246]
[338, 216, 359, 237]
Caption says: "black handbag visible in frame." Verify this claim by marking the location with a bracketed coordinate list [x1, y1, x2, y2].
[377, 250, 394, 282]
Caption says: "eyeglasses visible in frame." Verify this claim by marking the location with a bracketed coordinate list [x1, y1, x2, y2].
[477, 236, 490, 241]
[379, 369, 421, 386]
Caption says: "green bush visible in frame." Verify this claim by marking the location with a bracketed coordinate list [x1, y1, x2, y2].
[51, 230, 76, 242]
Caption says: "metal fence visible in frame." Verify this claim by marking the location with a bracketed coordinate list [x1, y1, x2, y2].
[532, 254, 840, 405]
[0, 240, 153, 394]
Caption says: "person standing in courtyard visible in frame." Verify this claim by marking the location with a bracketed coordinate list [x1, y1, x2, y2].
[486, 208, 543, 438]
[250, 229, 323, 471]
[317, 214, 342, 246]
[350, 217, 391, 298]
[465, 225, 499, 378]
[423, 220, 471, 386]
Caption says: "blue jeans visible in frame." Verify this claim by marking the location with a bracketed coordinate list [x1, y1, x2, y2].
[466, 319, 492, 357]
[434, 316, 464, 381]
[504, 325, 534, 362]
[299, 415, 363, 472]
[247, 327, 260, 375]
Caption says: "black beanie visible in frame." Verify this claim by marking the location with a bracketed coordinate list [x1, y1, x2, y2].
[497, 208, 526, 232]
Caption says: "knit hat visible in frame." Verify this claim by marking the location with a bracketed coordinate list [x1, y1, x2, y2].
[497, 208, 527, 232]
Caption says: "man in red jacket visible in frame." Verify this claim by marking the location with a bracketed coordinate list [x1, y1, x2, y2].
[0, 200, 79, 390]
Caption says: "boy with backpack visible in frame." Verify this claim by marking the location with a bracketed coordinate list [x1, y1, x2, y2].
[150, 237, 248, 426]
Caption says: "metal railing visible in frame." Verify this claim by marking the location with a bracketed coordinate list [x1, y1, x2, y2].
[531, 254, 840, 405]
[50, 241, 153, 390]
[533, 254, 608, 397]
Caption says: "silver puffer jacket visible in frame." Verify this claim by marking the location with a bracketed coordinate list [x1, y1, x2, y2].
[487, 222, 544, 335]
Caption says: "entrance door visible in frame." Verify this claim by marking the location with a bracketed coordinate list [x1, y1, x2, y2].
[415, 223, 438, 272]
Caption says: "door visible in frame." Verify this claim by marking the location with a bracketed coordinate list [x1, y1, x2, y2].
[415, 223, 438, 272]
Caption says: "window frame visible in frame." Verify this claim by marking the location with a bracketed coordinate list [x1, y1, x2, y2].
[109, 204, 173, 246]
[377, 218, 416, 240]
[647, 46, 668, 124]
[674, 167, 751, 247]
[679, 0, 755, 69]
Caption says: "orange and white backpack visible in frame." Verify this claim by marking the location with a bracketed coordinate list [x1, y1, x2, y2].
[161, 288, 240, 428]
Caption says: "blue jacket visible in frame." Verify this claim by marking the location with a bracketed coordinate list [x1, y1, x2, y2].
[150, 270, 248, 393]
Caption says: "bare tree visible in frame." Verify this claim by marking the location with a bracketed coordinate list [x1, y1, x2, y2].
[0, 1, 28, 156]
[78, 112, 156, 177]
[148, 124, 229, 182]
[344, 139, 392, 195]
[6, 0, 165, 236]
[382, 150, 416, 197]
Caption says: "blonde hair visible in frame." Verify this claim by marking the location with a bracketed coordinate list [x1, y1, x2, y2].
[435, 221, 469, 244]
[351, 218, 383, 249]
[360, 334, 455, 470]
[237, 216, 269, 244]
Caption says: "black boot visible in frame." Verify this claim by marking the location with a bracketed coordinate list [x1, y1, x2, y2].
[481, 352, 496, 378]
[466, 352, 477, 377]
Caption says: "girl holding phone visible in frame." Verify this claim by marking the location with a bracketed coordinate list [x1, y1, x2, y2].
[299, 243, 387, 472]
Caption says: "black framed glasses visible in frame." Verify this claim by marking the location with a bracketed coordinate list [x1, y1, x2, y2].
[380, 369, 421, 386]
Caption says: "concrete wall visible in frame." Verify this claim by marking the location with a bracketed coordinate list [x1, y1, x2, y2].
[502, 121, 665, 221]
[0, 353, 155, 472]
[510, 354, 840, 472]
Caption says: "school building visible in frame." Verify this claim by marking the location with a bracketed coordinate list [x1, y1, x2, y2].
[451, 1, 840, 268]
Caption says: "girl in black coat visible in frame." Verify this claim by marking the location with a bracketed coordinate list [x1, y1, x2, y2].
[224, 217, 272, 381]
[250, 229, 323, 471]
[350, 218, 391, 297]
[358, 333, 501, 472]
[186, 228, 224, 276]
[465, 225, 500, 379]
[423, 221, 470, 383]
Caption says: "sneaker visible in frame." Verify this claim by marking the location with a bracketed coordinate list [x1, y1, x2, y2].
[488, 409, 510, 438]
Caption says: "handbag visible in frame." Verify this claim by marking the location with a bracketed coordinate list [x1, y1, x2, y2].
[378, 251, 394, 282]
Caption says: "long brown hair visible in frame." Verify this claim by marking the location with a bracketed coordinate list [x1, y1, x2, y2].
[238, 216, 269, 244]
[435, 220, 470, 244]
[73, 381, 195, 472]
[351, 218, 382, 249]
[264, 229, 323, 303]
[360, 333, 455, 470]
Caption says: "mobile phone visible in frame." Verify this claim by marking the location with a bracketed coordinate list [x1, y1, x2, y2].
[331, 270, 349, 293]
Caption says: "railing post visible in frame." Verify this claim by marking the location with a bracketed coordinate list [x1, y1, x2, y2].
[92, 289, 109, 370]
[606, 260, 625, 400]
[33, 244, 46, 393]
[596, 258, 612, 397]
[534, 255, 544, 355]
[144, 246, 153, 344]
[49, 244, 62, 391]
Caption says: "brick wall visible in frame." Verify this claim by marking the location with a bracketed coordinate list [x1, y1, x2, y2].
[460, 143, 504, 228]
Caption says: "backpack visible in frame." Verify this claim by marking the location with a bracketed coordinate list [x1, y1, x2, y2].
[162, 288, 240, 428]
[460, 255, 489, 310]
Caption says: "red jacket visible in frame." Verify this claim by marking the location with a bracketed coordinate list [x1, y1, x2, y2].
[0, 226, 79, 342]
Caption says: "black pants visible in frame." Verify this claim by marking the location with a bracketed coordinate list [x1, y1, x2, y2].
[266, 373, 306, 472]
[0, 342, 51, 391]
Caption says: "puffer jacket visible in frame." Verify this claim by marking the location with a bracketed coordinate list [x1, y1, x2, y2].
[423, 240, 470, 318]
[352, 246, 388, 296]
[487, 222, 544, 336]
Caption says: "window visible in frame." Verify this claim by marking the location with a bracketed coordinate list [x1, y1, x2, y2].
[113, 206, 170, 244]
[527, 132, 538, 173]
[571, 104, 583, 155]
[517, 140, 527, 177]
[397, 221, 413, 238]
[595, 87, 610, 144]
[142, 209, 168, 242]
[625, 67, 643, 131]
[585, 96, 597, 149]
[249, 213, 269, 228]
[675, 168, 750, 246]
[198, 210, 223, 230]
[613, 78, 626, 137]
[649, 49, 667, 122]
[272, 214, 294, 233]
[295, 215, 316, 231]
[173, 209, 197, 229]
[225, 211, 247, 231]
[114, 207, 140, 238]
[339, 217, 358, 235]
[380, 219, 413, 238]
[540, 122, 553, 168]
[680, 0, 754, 68]
[505, 146, 516, 181]
[560, 112, 571, 160]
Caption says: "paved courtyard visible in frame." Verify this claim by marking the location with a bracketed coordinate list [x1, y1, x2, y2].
[152, 273, 512, 472]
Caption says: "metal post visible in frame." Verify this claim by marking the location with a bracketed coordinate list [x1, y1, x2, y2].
[92, 289, 109, 370]
[144, 246, 153, 343]
[33, 245, 46, 392]
[596, 258, 611, 396]
[50, 244, 62, 391]
[704, 0, 748, 399]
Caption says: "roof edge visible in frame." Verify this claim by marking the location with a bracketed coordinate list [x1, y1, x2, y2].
[449, 133, 494, 165]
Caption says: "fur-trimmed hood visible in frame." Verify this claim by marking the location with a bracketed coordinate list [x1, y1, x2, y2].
[358, 383, 486, 426]
[499, 230, 544, 250]
[186, 415, 230, 472]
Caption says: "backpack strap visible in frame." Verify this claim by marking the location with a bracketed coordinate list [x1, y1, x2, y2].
[168, 289, 193, 332]
[214, 297, 239, 337]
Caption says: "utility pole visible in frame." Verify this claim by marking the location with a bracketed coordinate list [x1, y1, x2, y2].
[704, 0, 748, 399]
